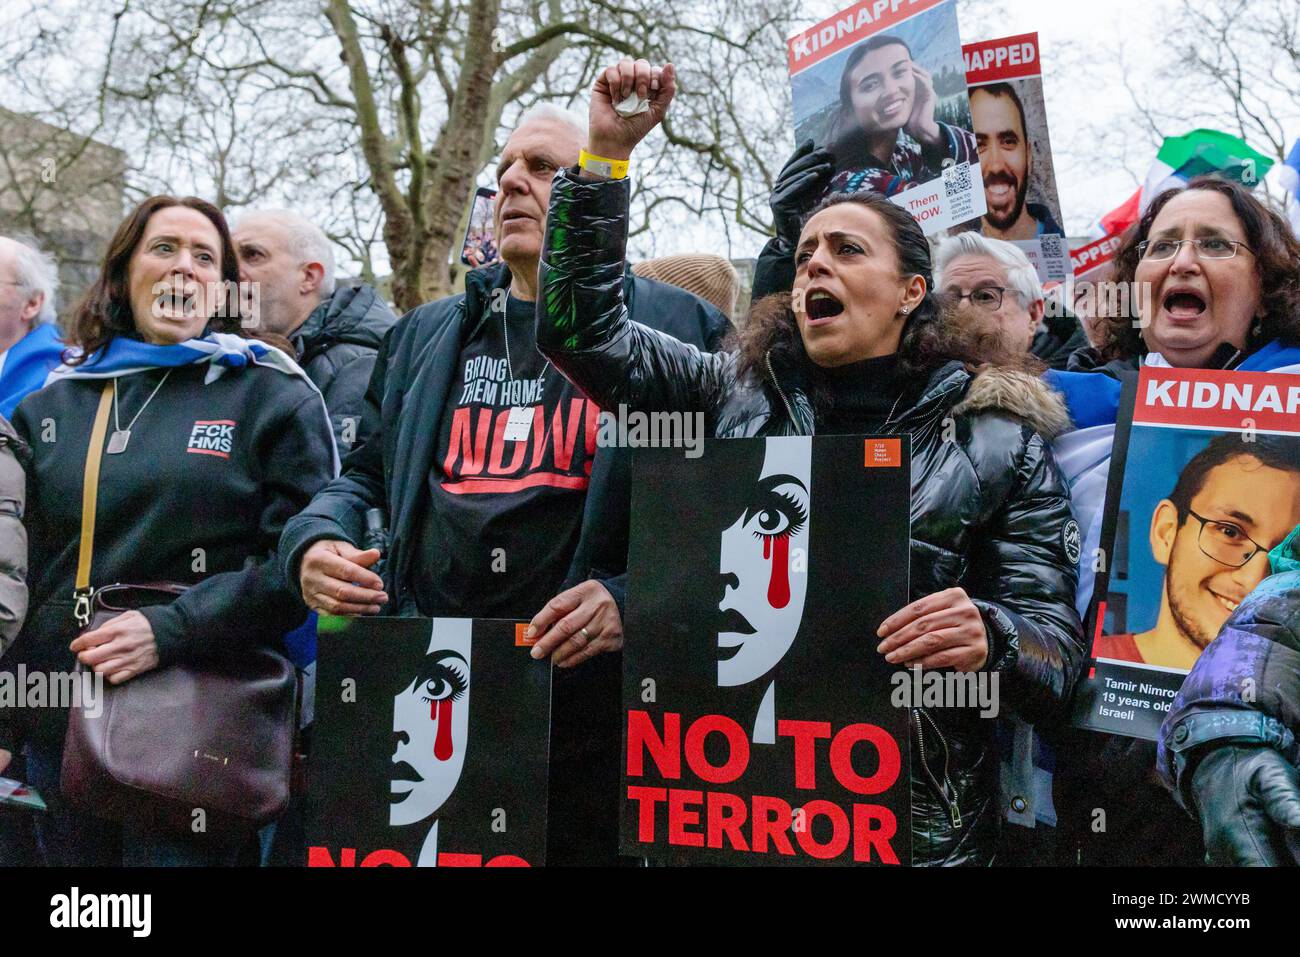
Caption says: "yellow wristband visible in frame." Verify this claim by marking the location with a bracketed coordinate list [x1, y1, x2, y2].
[579, 149, 629, 180]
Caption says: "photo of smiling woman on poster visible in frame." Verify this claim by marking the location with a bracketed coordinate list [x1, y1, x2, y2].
[827, 35, 978, 197]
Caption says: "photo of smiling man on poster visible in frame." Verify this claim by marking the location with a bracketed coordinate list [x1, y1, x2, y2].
[957, 32, 1068, 283]
[1095, 434, 1300, 671]
[969, 82, 1062, 241]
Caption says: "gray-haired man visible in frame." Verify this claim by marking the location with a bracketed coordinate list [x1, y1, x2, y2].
[279, 104, 729, 864]
[0, 235, 64, 420]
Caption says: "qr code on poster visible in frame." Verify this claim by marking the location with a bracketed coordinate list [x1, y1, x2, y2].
[1040, 233, 1068, 281]
[943, 161, 973, 198]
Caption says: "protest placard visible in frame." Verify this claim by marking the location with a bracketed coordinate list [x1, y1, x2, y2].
[787, 0, 986, 235]
[1070, 233, 1124, 285]
[956, 32, 1068, 285]
[305, 616, 550, 867]
[1073, 367, 1300, 739]
[621, 434, 912, 865]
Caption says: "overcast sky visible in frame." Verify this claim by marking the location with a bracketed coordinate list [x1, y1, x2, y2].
[640, 0, 1182, 261]
[975, 0, 1171, 233]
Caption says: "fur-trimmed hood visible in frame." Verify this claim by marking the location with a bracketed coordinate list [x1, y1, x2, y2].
[955, 366, 1073, 440]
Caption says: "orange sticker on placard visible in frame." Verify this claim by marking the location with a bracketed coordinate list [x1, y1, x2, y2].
[515, 623, 536, 647]
[864, 439, 902, 468]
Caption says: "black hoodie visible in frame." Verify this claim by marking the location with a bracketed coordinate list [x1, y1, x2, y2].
[8, 360, 335, 742]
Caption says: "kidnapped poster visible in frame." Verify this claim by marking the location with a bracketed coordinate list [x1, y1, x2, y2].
[305, 616, 551, 867]
[787, 0, 985, 236]
[1073, 367, 1300, 740]
[623, 434, 912, 865]
[956, 32, 1069, 285]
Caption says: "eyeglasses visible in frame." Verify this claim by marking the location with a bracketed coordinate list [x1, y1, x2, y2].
[1137, 238, 1254, 261]
[947, 287, 1009, 311]
[1184, 509, 1270, 568]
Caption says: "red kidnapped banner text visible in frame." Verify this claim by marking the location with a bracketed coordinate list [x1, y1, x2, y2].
[962, 32, 1039, 83]
[1135, 367, 1300, 434]
[787, 0, 946, 75]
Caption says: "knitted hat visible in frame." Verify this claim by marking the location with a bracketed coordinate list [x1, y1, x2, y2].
[631, 253, 741, 317]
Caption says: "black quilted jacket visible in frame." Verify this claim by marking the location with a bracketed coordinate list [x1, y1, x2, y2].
[537, 169, 1086, 865]
[292, 282, 398, 454]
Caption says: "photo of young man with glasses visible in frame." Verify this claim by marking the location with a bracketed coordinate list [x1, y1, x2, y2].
[1094, 434, 1300, 669]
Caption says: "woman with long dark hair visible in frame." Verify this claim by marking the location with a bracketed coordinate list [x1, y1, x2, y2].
[537, 59, 1084, 865]
[5, 195, 336, 865]
[825, 35, 978, 196]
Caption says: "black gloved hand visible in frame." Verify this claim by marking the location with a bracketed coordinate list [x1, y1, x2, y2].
[1190, 744, 1300, 866]
[770, 138, 835, 244]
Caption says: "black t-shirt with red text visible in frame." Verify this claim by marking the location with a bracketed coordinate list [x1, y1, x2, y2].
[411, 293, 599, 619]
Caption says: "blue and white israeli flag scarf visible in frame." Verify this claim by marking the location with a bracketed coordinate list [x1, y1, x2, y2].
[46, 332, 340, 473]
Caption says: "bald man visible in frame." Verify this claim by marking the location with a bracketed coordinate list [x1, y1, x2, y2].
[233, 210, 398, 453]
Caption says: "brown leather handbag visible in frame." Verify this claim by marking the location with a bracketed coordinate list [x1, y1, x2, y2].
[60, 381, 298, 837]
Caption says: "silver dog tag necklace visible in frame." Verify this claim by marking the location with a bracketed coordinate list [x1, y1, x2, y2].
[107, 369, 173, 454]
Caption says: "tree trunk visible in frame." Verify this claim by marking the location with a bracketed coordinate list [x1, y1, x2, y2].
[408, 0, 502, 309]
[325, 0, 420, 310]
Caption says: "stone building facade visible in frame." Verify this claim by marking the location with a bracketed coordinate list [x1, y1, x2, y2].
[0, 107, 126, 322]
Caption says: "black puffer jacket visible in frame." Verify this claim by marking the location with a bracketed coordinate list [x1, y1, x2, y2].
[536, 169, 1086, 865]
[292, 282, 399, 453]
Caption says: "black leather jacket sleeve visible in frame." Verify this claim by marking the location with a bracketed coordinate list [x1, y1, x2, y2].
[537, 170, 731, 420]
[965, 424, 1087, 723]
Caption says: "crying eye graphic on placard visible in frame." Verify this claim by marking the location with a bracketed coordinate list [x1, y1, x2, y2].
[716, 436, 812, 688]
[390, 619, 472, 828]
